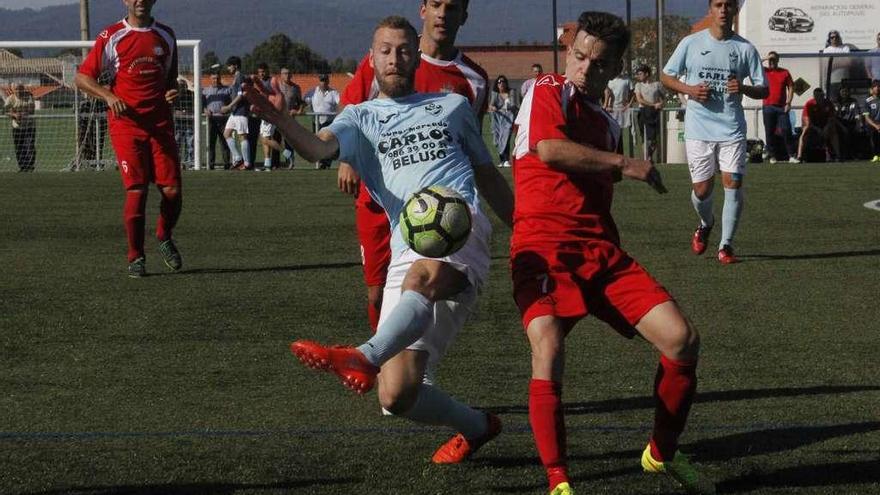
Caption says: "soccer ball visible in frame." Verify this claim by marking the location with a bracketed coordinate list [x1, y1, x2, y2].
[399, 186, 472, 258]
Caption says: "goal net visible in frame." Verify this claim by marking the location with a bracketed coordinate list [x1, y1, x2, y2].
[0, 39, 201, 173]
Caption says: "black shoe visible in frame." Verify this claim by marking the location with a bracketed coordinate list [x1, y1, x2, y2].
[158, 239, 183, 271]
[128, 257, 146, 278]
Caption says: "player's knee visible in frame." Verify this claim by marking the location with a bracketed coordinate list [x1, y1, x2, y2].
[667, 319, 700, 359]
[377, 383, 419, 414]
[161, 185, 181, 199]
[401, 260, 466, 301]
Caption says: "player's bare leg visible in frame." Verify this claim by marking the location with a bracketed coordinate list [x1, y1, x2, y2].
[526, 315, 574, 494]
[635, 301, 715, 494]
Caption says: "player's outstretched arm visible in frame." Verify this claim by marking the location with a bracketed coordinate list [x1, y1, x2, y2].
[473, 164, 514, 228]
[537, 139, 666, 194]
[243, 82, 339, 162]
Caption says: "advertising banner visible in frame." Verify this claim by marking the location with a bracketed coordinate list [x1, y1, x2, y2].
[760, 1, 878, 50]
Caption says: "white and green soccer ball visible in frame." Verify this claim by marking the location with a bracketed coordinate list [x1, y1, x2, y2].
[399, 185, 472, 258]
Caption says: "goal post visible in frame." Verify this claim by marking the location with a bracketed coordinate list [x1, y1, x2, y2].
[0, 39, 202, 172]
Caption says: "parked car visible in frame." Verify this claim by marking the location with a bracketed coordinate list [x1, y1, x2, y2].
[768, 7, 814, 33]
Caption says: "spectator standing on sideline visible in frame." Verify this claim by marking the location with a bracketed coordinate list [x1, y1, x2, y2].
[202, 72, 231, 169]
[277, 67, 305, 168]
[797, 88, 840, 162]
[865, 32, 880, 82]
[822, 30, 853, 99]
[761, 51, 797, 163]
[633, 65, 664, 160]
[488, 75, 519, 167]
[310, 73, 339, 169]
[2, 83, 37, 172]
[863, 80, 880, 162]
[834, 87, 862, 160]
[76, 92, 109, 170]
[520, 63, 543, 97]
[173, 78, 194, 169]
[607, 71, 634, 134]
[222, 56, 252, 170]
[75, 0, 184, 278]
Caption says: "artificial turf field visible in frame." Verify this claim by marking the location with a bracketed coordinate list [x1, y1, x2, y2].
[0, 163, 878, 495]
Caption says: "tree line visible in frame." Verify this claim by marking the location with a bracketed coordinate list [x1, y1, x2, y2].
[201, 33, 358, 75]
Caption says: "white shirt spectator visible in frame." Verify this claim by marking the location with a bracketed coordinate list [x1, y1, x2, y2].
[311, 86, 340, 126]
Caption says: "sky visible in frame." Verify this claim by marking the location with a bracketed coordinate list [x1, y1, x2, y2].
[0, 0, 76, 9]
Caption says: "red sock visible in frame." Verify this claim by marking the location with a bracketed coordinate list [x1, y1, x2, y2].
[529, 379, 568, 489]
[123, 189, 147, 262]
[156, 185, 182, 242]
[367, 301, 380, 333]
[650, 355, 698, 461]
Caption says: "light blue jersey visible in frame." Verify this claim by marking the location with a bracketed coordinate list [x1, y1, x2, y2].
[328, 92, 493, 257]
[663, 29, 765, 142]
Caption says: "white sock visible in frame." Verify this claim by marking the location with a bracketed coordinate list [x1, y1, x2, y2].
[226, 137, 242, 162]
[720, 187, 743, 249]
[399, 383, 488, 439]
[691, 189, 715, 227]
[240, 140, 251, 165]
[282, 149, 292, 160]
[264, 157, 272, 168]
[357, 290, 432, 367]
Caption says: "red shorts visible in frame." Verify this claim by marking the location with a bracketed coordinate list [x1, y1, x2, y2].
[110, 129, 181, 189]
[511, 240, 672, 338]
[355, 185, 392, 287]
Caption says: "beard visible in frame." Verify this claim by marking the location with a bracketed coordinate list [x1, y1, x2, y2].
[378, 73, 414, 98]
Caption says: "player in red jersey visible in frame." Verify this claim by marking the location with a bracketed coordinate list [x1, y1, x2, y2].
[511, 12, 714, 495]
[338, 0, 488, 333]
[75, 0, 182, 278]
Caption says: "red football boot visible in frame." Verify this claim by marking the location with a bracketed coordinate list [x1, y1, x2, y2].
[691, 222, 713, 255]
[717, 245, 739, 265]
[290, 340, 380, 394]
[431, 412, 502, 464]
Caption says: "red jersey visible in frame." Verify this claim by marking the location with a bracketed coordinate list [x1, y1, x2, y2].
[511, 73, 622, 249]
[79, 18, 178, 135]
[763, 67, 792, 107]
[803, 98, 833, 127]
[342, 50, 489, 208]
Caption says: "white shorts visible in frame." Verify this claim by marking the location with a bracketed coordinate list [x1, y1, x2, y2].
[611, 107, 631, 128]
[378, 210, 492, 366]
[685, 139, 747, 183]
[224, 115, 249, 136]
[259, 121, 276, 138]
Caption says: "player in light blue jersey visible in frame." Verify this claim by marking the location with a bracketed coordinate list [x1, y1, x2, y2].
[244, 15, 513, 465]
[661, 0, 767, 265]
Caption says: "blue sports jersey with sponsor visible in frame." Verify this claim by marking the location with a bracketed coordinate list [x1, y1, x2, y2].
[663, 29, 765, 142]
[864, 95, 880, 122]
[328, 92, 493, 256]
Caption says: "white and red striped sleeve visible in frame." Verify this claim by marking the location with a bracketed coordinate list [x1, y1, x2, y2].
[513, 74, 568, 158]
